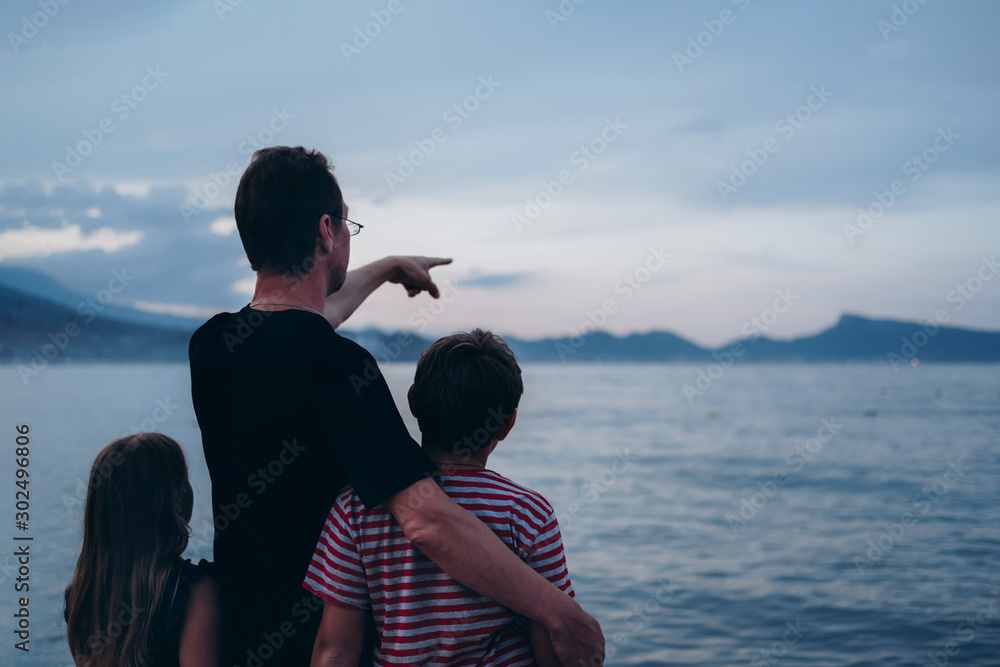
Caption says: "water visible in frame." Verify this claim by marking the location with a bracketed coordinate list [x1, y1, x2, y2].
[2, 362, 998, 666]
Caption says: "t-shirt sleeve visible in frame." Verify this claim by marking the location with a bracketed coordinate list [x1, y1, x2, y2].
[310, 334, 438, 509]
[303, 491, 371, 610]
[526, 512, 575, 597]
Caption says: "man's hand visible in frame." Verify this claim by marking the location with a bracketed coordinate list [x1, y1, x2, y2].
[386, 256, 453, 298]
[545, 605, 605, 666]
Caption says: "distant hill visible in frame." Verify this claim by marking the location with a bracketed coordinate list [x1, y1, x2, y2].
[0, 283, 192, 366]
[0, 265, 203, 332]
[737, 314, 1000, 363]
[0, 278, 997, 366]
[508, 330, 711, 362]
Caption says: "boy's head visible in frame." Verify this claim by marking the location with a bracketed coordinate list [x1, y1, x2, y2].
[409, 329, 523, 459]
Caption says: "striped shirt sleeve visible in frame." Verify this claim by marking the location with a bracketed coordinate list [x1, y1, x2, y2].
[526, 511, 574, 597]
[303, 490, 371, 610]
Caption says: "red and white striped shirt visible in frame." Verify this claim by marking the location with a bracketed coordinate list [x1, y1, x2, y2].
[304, 467, 574, 666]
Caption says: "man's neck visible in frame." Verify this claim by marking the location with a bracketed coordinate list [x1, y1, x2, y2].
[251, 270, 327, 315]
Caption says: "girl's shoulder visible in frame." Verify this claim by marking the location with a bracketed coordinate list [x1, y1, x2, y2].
[164, 558, 216, 629]
[62, 559, 217, 627]
[178, 557, 214, 581]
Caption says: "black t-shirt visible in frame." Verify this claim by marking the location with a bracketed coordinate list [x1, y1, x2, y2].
[189, 306, 436, 666]
[64, 558, 212, 667]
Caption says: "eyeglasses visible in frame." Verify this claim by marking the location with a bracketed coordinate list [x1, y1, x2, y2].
[335, 216, 364, 236]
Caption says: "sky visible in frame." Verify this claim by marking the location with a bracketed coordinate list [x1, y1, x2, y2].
[0, 0, 998, 347]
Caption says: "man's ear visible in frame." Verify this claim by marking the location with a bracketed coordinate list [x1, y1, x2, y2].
[407, 384, 417, 418]
[318, 214, 336, 255]
[495, 409, 517, 442]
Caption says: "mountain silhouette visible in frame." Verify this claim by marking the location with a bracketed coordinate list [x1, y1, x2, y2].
[0, 279, 997, 366]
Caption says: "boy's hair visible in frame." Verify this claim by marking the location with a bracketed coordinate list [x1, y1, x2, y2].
[412, 329, 523, 453]
[234, 145, 344, 274]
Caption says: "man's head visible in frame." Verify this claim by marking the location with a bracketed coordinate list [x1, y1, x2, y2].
[409, 329, 523, 459]
[234, 146, 349, 294]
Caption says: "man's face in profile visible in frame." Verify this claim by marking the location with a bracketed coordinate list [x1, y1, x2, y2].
[325, 201, 350, 295]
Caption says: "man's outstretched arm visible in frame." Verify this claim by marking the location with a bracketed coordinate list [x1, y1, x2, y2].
[324, 256, 453, 329]
[385, 478, 605, 666]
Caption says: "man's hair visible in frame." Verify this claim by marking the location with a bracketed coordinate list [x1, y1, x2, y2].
[234, 146, 344, 274]
[412, 329, 523, 452]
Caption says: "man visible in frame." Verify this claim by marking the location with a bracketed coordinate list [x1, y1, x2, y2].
[188, 146, 604, 666]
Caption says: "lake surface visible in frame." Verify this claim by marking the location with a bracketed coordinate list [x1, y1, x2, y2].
[2, 362, 998, 666]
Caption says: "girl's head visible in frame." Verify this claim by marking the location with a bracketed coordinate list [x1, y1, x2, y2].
[83, 432, 193, 558]
[66, 432, 194, 666]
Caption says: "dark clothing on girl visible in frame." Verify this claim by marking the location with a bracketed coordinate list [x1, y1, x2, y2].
[64, 558, 213, 667]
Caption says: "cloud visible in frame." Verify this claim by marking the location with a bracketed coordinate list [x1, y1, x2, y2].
[461, 272, 535, 289]
[0, 182, 253, 309]
[132, 299, 220, 319]
[232, 277, 255, 295]
[110, 183, 153, 198]
[210, 216, 238, 236]
[0, 223, 143, 260]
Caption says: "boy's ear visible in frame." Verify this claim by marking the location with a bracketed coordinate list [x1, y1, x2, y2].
[495, 409, 517, 442]
[407, 384, 417, 418]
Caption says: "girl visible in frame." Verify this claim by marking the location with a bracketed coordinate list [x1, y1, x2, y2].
[65, 432, 220, 667]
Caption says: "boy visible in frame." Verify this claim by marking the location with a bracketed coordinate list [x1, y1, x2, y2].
[304, 329, 575, 666]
